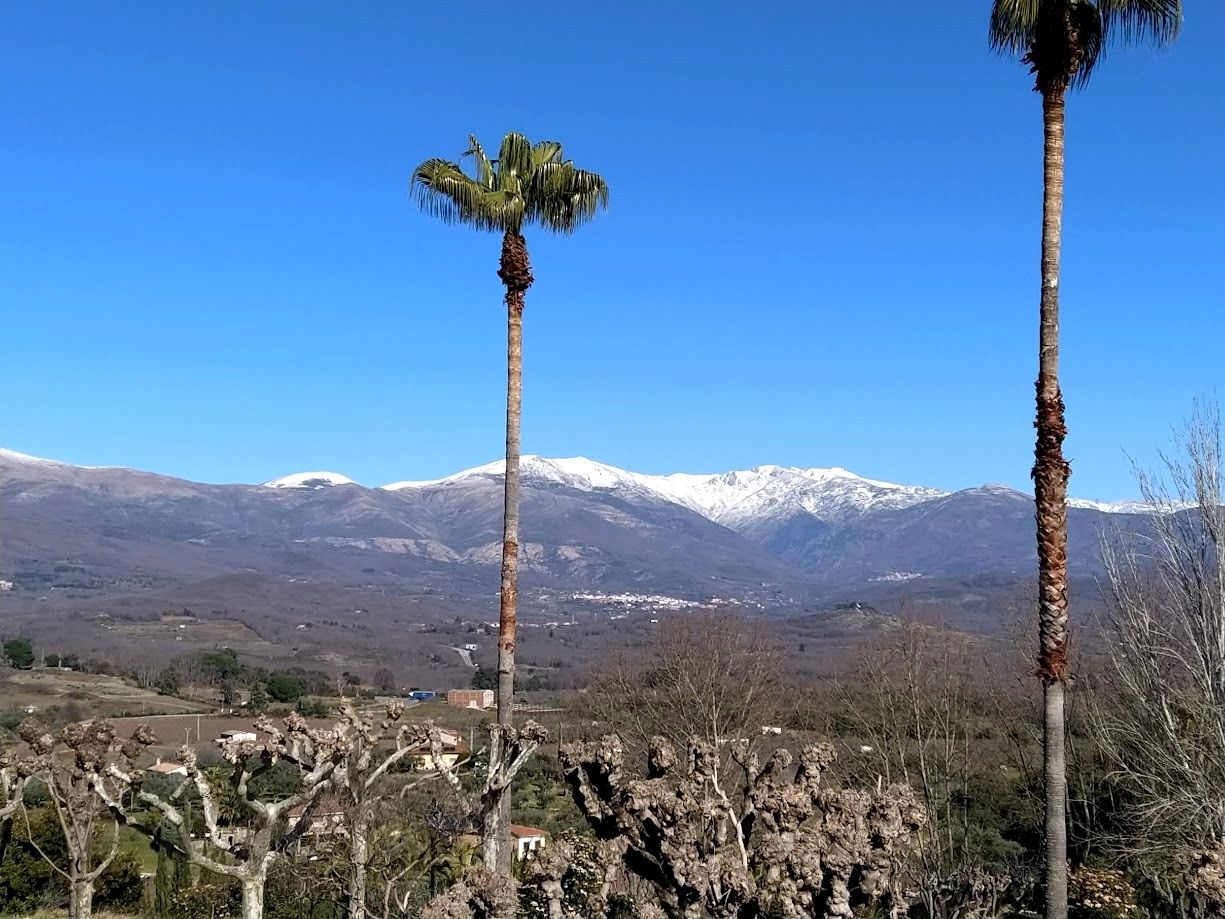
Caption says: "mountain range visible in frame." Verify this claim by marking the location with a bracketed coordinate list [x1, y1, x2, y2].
[1, 448, 1150, 628]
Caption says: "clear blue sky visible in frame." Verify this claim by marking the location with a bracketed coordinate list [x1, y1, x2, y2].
[3, 2, 1221, 500]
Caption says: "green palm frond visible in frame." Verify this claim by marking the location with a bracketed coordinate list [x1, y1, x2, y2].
[412, 132, 608, 235]
[411, 159, 489, 226]
[989, 0, 1043, 56]
[990, 0, 1180, 90]
[464, 136, 495, 189]
[531, 141, 564, 168]
[1097, 0, 1180, 45]
[496, 133, 534, 182]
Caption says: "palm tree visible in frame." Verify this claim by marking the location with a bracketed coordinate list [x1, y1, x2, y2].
[412, 132, 608, 874]
[989, 2, 1180, 916]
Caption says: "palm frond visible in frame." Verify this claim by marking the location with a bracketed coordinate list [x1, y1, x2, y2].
[464, 136, 495, 189]
[990, 0, 1180, 91]
[989, 0, 1042, 55]
[414, 131, 607, 235]
[1069, 1, 1106, 87]
[529, 166, 609, 233]
[410, 159, 488, 226]
[496, 133, 534, 181]
[530, 141, 564, 168]
[472, 189, 526, 233]
[1097, 0, 1180, 45]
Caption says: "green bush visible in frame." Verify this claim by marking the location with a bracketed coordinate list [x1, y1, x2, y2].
[2, 638, 34, 669]
[168, 881, 242, 919]
[266, 671, 305, 702]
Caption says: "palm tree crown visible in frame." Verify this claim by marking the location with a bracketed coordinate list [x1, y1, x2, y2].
[411, 133, 608, 236]
[990, 0, 1180, 91]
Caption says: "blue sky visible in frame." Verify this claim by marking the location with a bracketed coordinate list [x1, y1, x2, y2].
[2, 2, 1221, 500]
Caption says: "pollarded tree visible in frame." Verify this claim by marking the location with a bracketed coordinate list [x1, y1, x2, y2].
[16, 719, 155, 919]
[96, 713, 344, 919]
[412, 132, 607, 874]
[988, 3, 1181, 916]
[327, 701, 456, 919]
[559, 734, 926, 919]
[0, 750, 31, 866]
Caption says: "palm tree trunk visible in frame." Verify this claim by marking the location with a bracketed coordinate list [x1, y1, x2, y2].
[1035, 87, 1071, 919]
[491, 228, 533, 877]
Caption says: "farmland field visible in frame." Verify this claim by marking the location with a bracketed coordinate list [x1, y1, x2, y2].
[0, 668, 209, 720]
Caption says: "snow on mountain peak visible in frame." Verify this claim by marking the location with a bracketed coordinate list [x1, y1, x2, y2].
[263, 471, 358, 490]
[0, 448, 62, 465]
[382, 456, 946, 527]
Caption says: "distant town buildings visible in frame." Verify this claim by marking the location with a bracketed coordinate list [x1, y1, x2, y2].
[447, 689, 494, 710]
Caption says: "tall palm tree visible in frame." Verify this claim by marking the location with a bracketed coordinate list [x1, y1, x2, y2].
[989, 2, 1180, 916]
[412, 132, 608, 874]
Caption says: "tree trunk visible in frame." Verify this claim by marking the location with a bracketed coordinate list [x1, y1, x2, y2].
[491, 228, 533, 877]
[69, 878, 94, 919]
[348, 817, 369, 919]
[242, 875, 267, 919]
[481, 800, 507, 879]
[1034, 88, 1071, 919]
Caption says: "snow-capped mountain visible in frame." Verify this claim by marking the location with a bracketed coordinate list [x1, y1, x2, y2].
[382, 455, 944, 526]
[378, 455, 1144, 531]
[263, 471, 359, 489]
[1, 445, 1168, 627]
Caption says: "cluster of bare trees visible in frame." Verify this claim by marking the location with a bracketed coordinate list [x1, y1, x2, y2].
[0, 702, 549, 919]
[1092, 406, 1225, 912]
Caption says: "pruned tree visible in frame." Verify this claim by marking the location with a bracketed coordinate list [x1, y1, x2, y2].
[1095, 406, 1225, 871]
[0, 748, 32, 865]
[559, 733, 926, 918]
[329, 701, 462, 919]
[427, 721, 549, 873]
[96, 712, 344, 919]
[16, 718, 155, 919]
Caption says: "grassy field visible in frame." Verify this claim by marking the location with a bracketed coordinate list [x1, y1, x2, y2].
[0, 668, 209, 720]
[101, 614, 283, 658]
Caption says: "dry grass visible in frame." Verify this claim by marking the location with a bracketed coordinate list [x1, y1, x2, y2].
[0, 668, 208, 719]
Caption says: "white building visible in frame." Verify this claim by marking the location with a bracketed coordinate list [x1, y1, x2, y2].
[511, 824, 548, 860]
[146, 758, 188, 778]
[214, 729, 258, 745]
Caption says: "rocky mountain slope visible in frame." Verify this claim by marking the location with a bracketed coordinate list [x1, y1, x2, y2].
[0, 448, 1151, 625]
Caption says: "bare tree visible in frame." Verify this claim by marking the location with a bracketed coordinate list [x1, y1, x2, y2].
[1096, 405, 1225, 863]
[329, 701, 462, 919]
[97, 712, 344, 919]
[559, 733, 926, 918]
[585, 611, 784, 755]
[16, 719, 155, 919]
[835, 623, 1020, 918]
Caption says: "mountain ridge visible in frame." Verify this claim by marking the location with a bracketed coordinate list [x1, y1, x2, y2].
[0, 445, 1156, 629]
